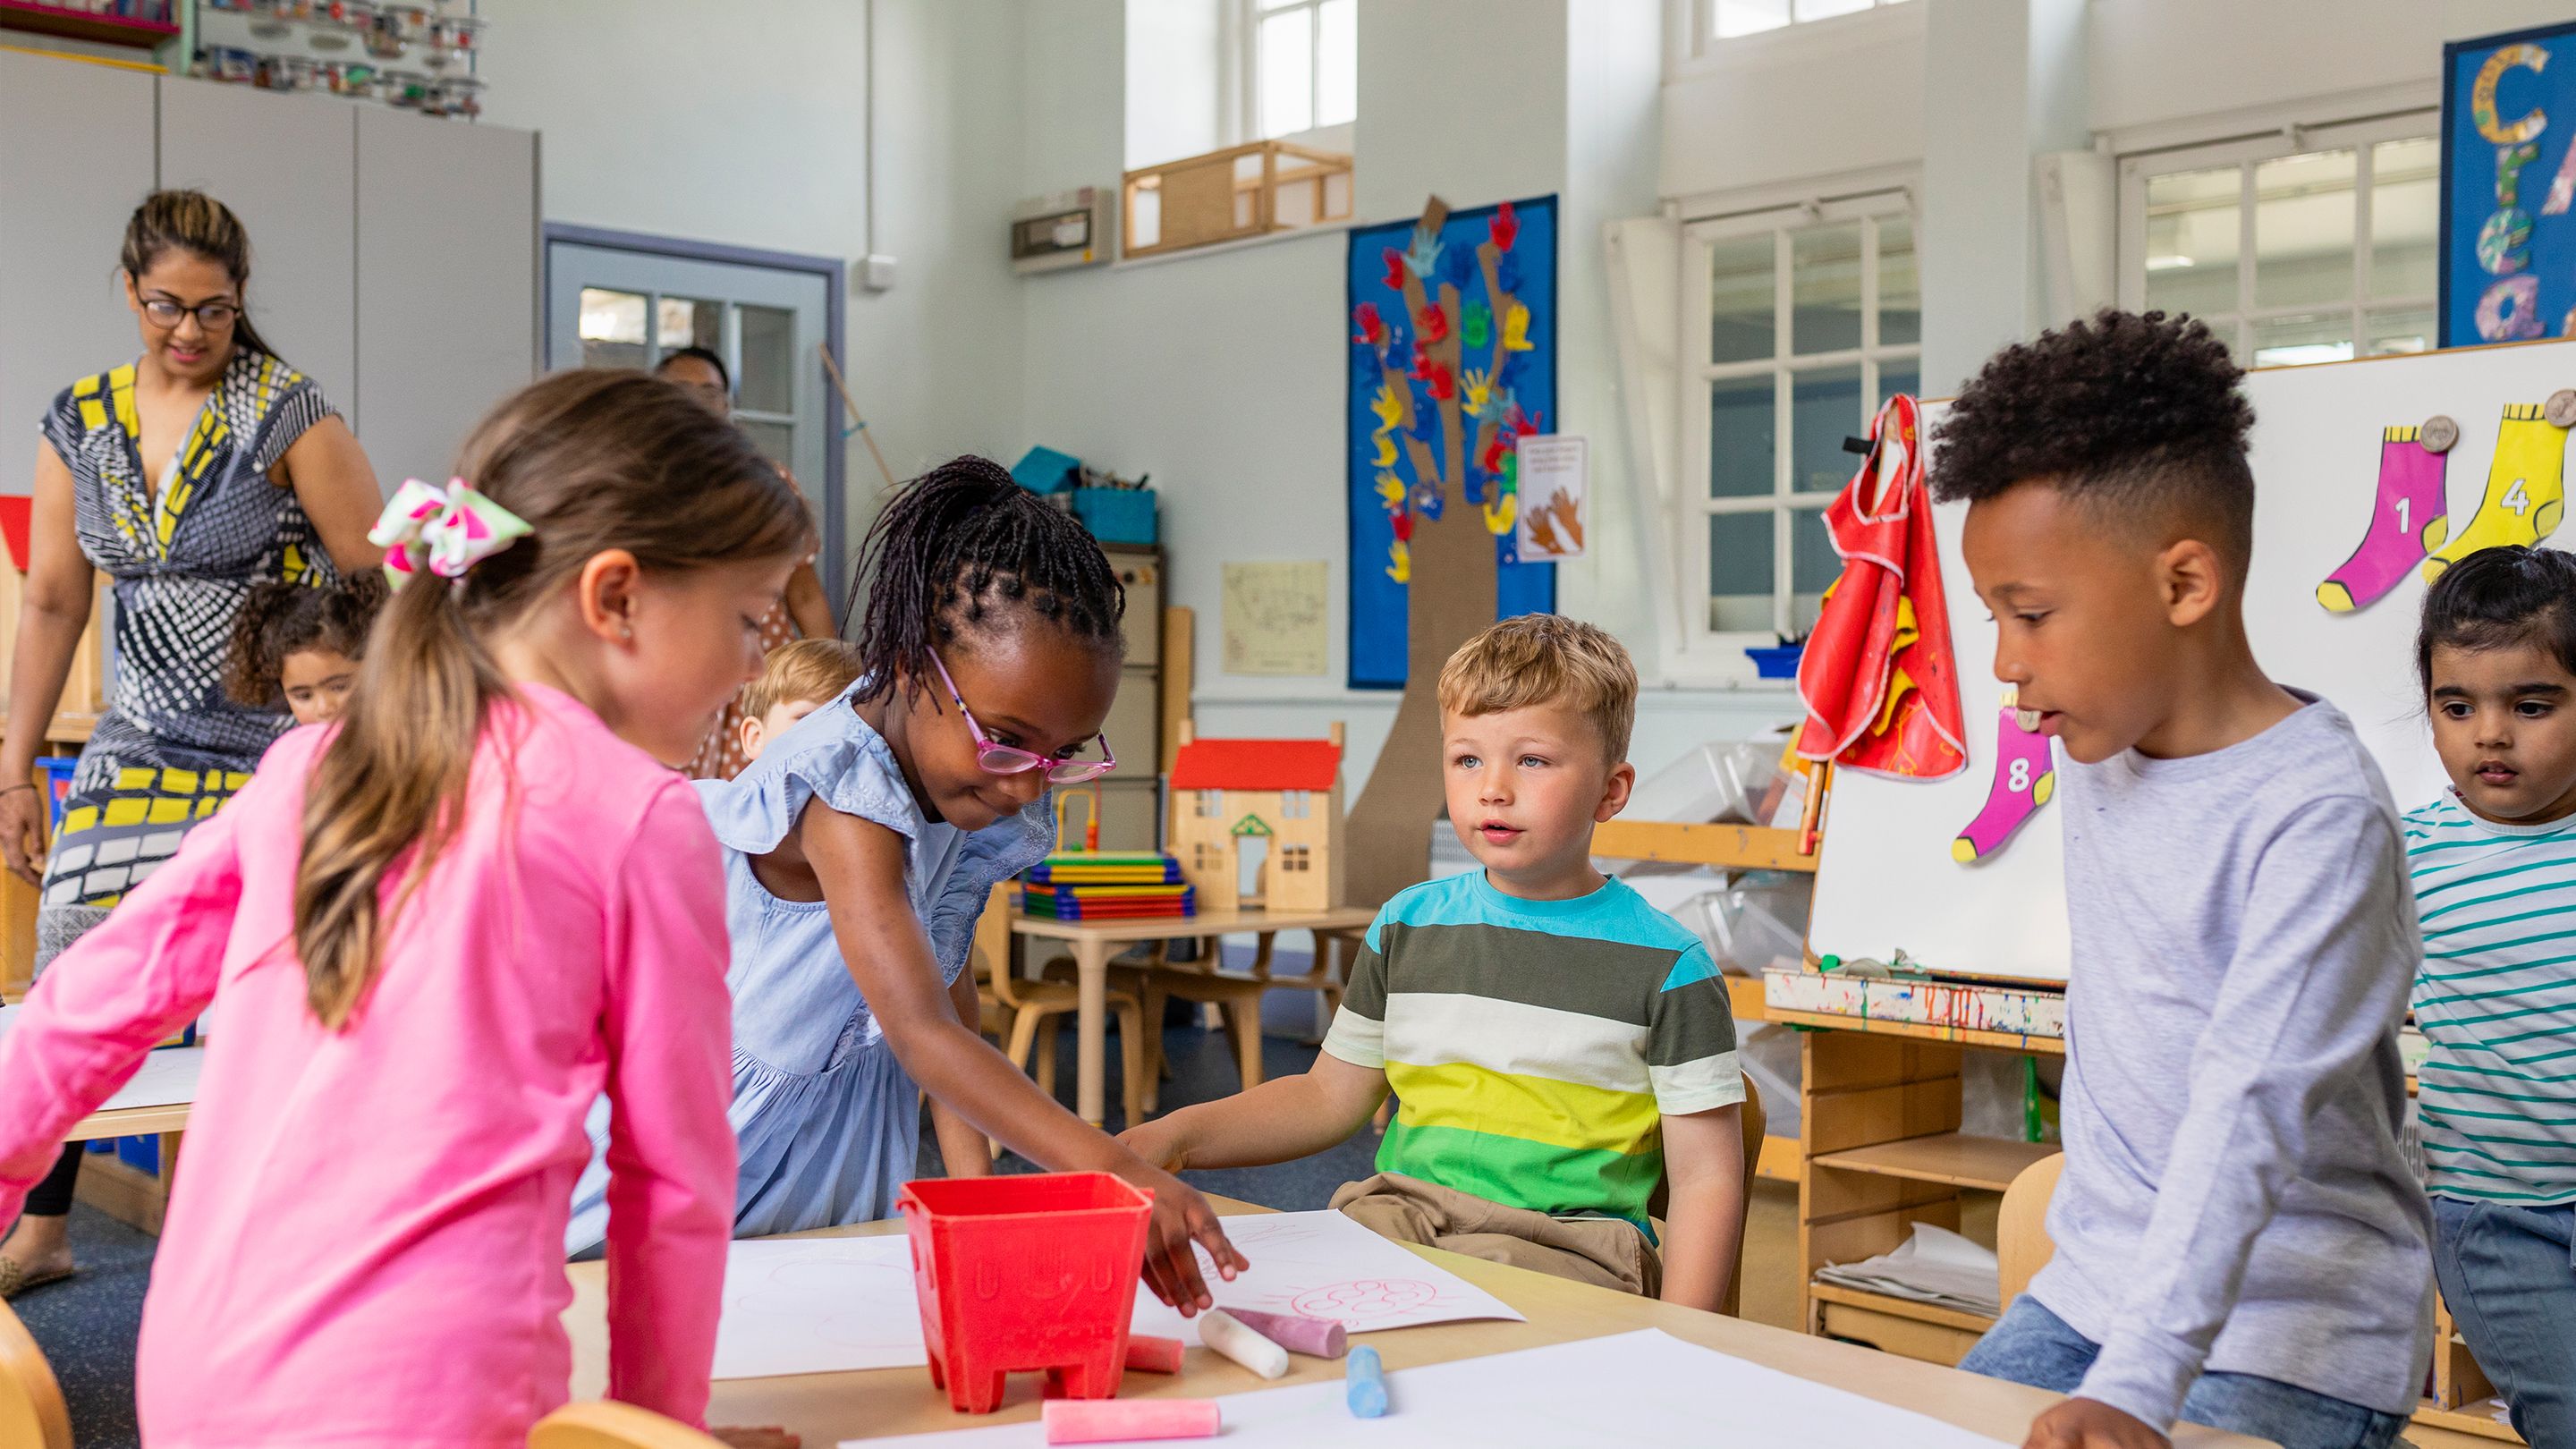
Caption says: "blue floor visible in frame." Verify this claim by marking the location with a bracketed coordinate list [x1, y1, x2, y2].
[21, 1018, 1372, 1449]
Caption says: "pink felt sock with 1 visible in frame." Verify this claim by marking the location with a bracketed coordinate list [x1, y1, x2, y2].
[2317, 424, 2450, 613]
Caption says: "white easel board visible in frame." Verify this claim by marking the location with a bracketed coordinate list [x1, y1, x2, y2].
[1808, 339, 2576, 983]
[850, 1328, 2008, 1448]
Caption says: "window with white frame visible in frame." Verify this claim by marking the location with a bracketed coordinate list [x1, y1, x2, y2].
[2117, 114, 2438, 368]
[1245, 0, 1355, 141]
[1704, 0, 1913, 42]
[1681, 191, 1920, 643]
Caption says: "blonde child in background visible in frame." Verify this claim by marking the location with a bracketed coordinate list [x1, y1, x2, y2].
[565, 633, 996, 1258]
[222, 572, 388, 726]
[576, 459, 1242, 1309]
[2404, 545, 2576, 1448]
[0, 369, 812, 1449]
[1123, 614, 1748, 1309]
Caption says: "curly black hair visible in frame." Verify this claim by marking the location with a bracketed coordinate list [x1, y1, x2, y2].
[1929, 309, 2258, 572]
[2417, 545, 2576, 699]
[223, 572, 389, 710]
[851, 455, 1125, 705]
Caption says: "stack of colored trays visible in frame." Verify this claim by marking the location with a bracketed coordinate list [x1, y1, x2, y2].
[1021, 852, 1197, 919]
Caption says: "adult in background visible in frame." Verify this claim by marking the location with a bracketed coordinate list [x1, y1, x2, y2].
[654, 346, 835, 777]
[0, 191, 385, 1294]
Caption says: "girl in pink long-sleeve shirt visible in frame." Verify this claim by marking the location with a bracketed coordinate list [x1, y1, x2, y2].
[0, 369, 814, 1449]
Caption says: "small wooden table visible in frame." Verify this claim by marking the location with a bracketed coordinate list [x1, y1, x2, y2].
[1006, 905, 1376, 1124]
[557, 1197, 2262, 1446]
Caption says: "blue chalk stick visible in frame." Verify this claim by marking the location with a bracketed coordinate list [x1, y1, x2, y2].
[1345, 1344, 1388, 1419]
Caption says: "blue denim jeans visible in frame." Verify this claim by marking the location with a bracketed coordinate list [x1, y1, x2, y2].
[2431, 1195, 2576, 1449]
[1957, 1296, 2409, 1449]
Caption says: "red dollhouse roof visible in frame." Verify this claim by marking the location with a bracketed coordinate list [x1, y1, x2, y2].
[1169, 738, 1341, 791]
[0, 496, 30, 572]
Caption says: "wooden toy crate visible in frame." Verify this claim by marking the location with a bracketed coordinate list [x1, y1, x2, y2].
[1122, 140, 1352, 258]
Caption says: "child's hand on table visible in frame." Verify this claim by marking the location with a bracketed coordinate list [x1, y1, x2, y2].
[2023, 1398, 2170, 1449]
[1121, 1160, 1244, 1316]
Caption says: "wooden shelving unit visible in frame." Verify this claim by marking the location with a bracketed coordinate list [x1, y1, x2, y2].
[0, 1, 176, 47]
[1809, 1131, 2059, 1192]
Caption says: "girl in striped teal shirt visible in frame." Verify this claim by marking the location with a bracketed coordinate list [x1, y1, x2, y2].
[2410, 544, 2576, 1447]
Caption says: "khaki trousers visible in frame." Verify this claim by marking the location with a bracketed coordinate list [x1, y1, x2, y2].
[1328, 1172, 1661, 1298]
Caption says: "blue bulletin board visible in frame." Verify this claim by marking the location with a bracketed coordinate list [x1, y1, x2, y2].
[1345, 195, 1557, 691]
[2443, 23, 2576, 347]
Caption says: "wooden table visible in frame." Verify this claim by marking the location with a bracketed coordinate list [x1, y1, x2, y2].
[558, 1197, 2261, 1446]
[1007, 905, 1376, 1125]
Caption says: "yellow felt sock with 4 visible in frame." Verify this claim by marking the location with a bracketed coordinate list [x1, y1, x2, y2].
[2424, 403, 2568, 582]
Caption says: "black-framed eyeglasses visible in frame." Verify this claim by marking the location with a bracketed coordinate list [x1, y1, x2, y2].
[141, 297, 241, 331]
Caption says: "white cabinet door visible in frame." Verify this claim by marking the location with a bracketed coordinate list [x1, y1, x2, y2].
[158, 79, 360, 431]
[0, 52, 156, 496]
[355, 106, 536, 489]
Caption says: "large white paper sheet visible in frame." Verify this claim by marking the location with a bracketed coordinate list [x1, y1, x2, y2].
[709, 1211, 1522, 1381]
[712, 1236, 926, 1379]
[845, 1328, 2012, 1448]
[0, 1004, 202, 1114]
[1131, 1209, 1523, 1345]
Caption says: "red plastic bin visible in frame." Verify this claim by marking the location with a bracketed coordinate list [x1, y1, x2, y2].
[897, 1172, 1155, 1414]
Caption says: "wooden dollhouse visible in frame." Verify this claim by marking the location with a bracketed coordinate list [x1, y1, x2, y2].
[1166, 722, 1344, 912]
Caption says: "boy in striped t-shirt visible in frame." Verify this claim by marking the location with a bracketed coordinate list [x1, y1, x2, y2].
[2409, 545, 2576, 1448]
[1119, 615, 1747, 1309]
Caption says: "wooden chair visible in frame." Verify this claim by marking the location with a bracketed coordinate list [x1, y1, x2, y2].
[1996, 1151, 2064, 1306]
[970, 885, 1016, 1044]
[987, 934, 1152, 1131]
[0, 1296, 71, 1449]
[527, 1401, 724, 1449]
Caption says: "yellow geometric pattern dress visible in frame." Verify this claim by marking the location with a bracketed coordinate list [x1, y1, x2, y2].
[35, 347, 335, 968]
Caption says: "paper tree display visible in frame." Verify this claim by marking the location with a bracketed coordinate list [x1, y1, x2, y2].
[1342, 193, 1557, 906]
[1166, 723, 1345, 913]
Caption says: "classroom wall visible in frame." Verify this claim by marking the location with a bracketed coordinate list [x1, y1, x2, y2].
[477, 0, 1031, 586]
[1015, 0, 1798, 792]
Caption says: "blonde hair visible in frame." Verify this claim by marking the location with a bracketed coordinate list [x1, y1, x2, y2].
[1436, 614, 1637, 763]
[294, 370, 814, 1029]
[745, 637, 864, 718]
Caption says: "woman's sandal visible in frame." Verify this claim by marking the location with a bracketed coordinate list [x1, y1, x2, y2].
[0, 1256, 73, 1300]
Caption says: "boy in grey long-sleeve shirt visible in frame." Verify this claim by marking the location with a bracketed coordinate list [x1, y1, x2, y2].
[1931, 311, 2432, 1449]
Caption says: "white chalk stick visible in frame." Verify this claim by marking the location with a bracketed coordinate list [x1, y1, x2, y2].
[1198, 1308, 1290, 1379]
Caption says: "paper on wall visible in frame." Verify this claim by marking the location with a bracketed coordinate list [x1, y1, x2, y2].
[847, 1328, 2012, 1448]
[1514, 434, 1587, 560]
[709, 1210, 1522, 1382]
[1221, 561, 1330, 675]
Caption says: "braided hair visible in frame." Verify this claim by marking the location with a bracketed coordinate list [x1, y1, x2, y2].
[853, 455, 1125, 705]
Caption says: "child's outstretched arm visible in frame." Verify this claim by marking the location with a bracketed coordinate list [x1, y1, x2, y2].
[802, 805, 1245, 1309]
[1656, 1104, 1745, 1313]
[0, 792, 246, 1216]
[1118, 1053, 1386, 1171]
[930, 970, 993, 1177]
[597, 784, 740, 1429]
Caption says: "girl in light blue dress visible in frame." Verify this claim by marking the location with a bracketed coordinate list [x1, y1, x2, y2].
[568, 461, 1243, 1314]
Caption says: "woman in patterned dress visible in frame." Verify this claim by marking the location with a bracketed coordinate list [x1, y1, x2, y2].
[0, 191, 384, 1293]
[656, 347, 835, 778]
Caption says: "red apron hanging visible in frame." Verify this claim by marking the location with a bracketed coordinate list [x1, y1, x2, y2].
[1792, 394, 1968, 781]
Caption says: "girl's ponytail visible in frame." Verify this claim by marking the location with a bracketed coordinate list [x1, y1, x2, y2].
[294, 571, 495, 1026]
[294, 369, 812, 1028]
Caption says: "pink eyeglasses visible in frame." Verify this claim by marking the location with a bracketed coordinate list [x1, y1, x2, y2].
[928, 648, 1116, 784]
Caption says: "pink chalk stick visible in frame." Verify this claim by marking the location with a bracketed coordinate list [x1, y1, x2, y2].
[1042, 1399, 1222, 1445]
[1221, 1307, 1348, 1359]
[1123, 1335, 1186, 1374]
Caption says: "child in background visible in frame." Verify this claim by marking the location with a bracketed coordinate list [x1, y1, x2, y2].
[1121, 615, 1747, 1309]
[596, 457, 1241, 1306]
[565, 633, 996, 1257]
[2405, 545, 2576, 1448]
[223, 573, 387, 726]
[1937, 310, 2429, 1449]
[0, 369, 811, 1449]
